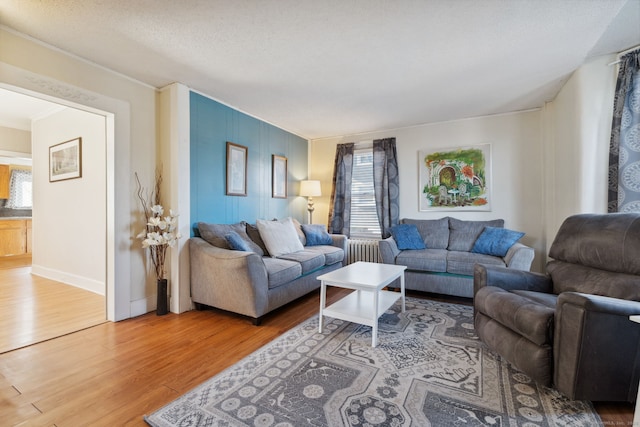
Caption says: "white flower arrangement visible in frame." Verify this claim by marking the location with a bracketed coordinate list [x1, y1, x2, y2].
[136, 172, 181, 280]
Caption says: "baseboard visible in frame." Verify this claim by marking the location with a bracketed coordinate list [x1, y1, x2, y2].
[31, 264, 105, 295]
[130, 297, 153, 317]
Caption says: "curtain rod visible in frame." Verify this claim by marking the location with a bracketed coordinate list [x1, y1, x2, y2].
[608, 44, 640, 66]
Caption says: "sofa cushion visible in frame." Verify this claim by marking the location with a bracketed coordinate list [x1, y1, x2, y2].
[262, 257, 302, 289]
[246, 223, 270, 256]
[276, 249, 325, 274]
[471, 226, 525, 257]
[389, 224, 426, 250]
[292, 218, 307, 246]
[306, 245, 344, 266]
[198, 222, 264, 256]
[396, 248, 447, 272]
[446, 250, 505, 275]
[402, 217, 449, 249]
[225, 231, 252, 252]
[257, 217, 305, 257]
[475, 286, 554, 346]
[301, 224, 333, 246]
[448, 218, 504, 252]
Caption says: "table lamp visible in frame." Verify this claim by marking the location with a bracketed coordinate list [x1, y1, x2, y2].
[299, 180, 321, 223]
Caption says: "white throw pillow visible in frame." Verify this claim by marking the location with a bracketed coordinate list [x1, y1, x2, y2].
[256, 217, 305, 257]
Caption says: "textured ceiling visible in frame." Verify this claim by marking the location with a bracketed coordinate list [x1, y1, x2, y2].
[1, 0, 639, 139]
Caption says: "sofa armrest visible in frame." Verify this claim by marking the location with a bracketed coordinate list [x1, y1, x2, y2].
[378, 237, 400, 264]
[330, 234, 348, 266]
[503, 242, 535, 271]
[474, 264, 552, 296]
[189, 237, 269, 318]
[554, 292, 640, 401]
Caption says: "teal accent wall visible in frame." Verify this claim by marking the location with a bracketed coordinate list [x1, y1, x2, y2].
[190, 92, 309, 230]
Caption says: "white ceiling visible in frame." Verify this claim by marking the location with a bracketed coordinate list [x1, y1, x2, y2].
[0, 0, 639, 139]
[0, 88, 66, 131]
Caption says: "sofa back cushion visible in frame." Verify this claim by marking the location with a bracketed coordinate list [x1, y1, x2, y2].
[198, 222, 264, 256]
[401, 217, 449, 249]
[549, 213, 640, 275]
[448, 218, 504, 251]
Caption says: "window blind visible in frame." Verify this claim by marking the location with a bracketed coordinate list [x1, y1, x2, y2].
[350, 149, 381, 239]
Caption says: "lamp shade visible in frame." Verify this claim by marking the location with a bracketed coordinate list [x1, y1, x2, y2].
[299, 180, 321, 197]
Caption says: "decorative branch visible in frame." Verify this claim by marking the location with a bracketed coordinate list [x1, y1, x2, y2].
[135, 171, 179, 280]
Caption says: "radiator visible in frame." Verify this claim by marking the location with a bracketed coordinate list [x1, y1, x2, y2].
[347, 239, 380, 264]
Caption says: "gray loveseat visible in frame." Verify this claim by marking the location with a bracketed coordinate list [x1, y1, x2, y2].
[474, 213, 640, 401]
[190, 219, 346, 324]
[379, 217, 534, 298]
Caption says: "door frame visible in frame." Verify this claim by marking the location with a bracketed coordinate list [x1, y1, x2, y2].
[0, 62, 131, 321]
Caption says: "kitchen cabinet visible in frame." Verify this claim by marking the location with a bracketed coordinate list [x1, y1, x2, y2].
[0, 165, 9, 199]
[0, 219, 30, 256]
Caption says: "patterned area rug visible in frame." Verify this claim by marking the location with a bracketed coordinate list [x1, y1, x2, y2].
[144, 298, 602, 426]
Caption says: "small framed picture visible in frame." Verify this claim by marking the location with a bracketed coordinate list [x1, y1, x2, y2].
[226, 141, 248, 196]
[50, 137, 82, 182]
[272, 155, 287, 198]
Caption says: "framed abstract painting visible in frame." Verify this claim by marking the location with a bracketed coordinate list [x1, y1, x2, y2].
[418, 144, 491, 211]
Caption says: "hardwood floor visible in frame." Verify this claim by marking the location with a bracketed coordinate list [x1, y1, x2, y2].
[0, 287, 633, 426]
[0, 256, 106, 354]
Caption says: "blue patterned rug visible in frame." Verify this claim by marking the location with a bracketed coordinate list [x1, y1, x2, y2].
[144, 298, 602, 426]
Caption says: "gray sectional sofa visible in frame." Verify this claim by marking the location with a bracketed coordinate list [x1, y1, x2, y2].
[190, 219, 347, 324]
[379, 217, 534, 298]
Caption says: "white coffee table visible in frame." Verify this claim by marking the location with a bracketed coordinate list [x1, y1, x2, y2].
[318, 261, 407, 347]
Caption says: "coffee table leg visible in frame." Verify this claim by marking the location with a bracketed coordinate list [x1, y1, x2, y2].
[319, 281, 326, 333]
[372, 290, 379, 347]
[400, 273, 405, 313]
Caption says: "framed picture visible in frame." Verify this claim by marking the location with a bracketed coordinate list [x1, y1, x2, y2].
[272, 155, 287, 198]
[226, 142, 248, 196]
[418, 144, 492, 211]
[49, 137, 82, 182]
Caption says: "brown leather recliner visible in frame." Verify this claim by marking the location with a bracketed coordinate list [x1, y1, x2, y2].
[474, 213, 640, 402]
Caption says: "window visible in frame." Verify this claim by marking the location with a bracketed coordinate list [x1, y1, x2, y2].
[350, 148, 381, 239]
[6, 169, 32, 209]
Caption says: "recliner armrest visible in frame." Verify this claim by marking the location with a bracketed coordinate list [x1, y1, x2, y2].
[378, 236, 400, 264]
[554, 292, 640, 401]
[473, 264, 552, 296]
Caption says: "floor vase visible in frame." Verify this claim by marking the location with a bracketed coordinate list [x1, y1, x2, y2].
[157, 278, 168, 315]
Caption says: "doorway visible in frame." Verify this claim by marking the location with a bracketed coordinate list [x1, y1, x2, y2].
[0, 87, 108, 352]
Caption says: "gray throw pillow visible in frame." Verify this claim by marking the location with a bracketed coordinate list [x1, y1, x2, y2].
[197, 222, 264, 256]
[246, 223, 270, 256]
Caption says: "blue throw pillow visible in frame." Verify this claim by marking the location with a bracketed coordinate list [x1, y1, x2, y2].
[471, 226, 525, 257]
[225, 231, 252, 251]
[389, 224, 426, 250]
[301, 224, 333, 246]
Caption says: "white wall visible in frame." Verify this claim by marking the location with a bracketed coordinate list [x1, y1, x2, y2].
[542, 54, 617, 249]
[310, 110, 546, 272]
[0, 126, 30, 153]
[1, 27, 157, 319]
[31, 108, 106, 294]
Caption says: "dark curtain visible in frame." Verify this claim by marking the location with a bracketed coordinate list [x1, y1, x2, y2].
[608, 48, 640, 212]
[373, 138, 399, 238]
[328, 143, 354, 236]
